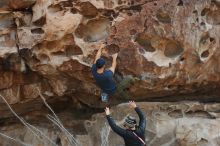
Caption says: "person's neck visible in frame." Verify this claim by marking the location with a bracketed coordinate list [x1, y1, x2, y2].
[97, 68, 104, 73]
[127, 128, 136, 131]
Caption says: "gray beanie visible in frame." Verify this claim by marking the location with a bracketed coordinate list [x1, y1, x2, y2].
[124, 116, 137, 128]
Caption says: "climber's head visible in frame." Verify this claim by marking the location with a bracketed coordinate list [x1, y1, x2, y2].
[123, 115, 137, 130]
[96, 58, 106, 69]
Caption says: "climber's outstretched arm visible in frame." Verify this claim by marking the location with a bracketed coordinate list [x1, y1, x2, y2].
[94, 44, 105, 64]
[109, 53, 118, 74]
[129, 101, 146, 131]
[105, 107, 126, 137]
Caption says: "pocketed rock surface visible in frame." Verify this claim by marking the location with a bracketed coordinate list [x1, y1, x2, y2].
[0, 0, 219, 146]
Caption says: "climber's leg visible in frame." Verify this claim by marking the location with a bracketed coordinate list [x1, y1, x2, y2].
[101, 91, 109, 102]
[115, 75, 135, 99]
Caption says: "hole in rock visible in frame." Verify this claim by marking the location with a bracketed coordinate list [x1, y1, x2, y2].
[65, 45, 83, 56]
[206, 10, 220, 25]
[164, 40, 183, 58]
[104, 16, 113, 21]
[20, 48, 40, 64]
[193, 10, 198, 14]
[135, 32, 156, 52]
[210, 37, 215, 42]
[156, 11, 171, 23]
[201, 8, 210, 16]
[59, 1, 73, 7]
[48, 4, 63, 13]
[167, 85, 174, 89]
[139, 48, 145, 54]
[127, 12, 133, 16]
[168, 109, 183, 118]
[124, 5, 142, 12]
[200, 138, 209, 143]
[82, 18, 110, 42]
[131, 5, 142, 12]
[38, 53, 50, 62]
[52, 51, 66, 56]
[201, 50, 209, 58]
[79, 2, 98, 18]
[180, 57, 185, 61]
[177, 0, 183, 6]
[71, 8, 79, 14]
[103, 0, 115, 7]
[125, 87, 131, 92]
[200, 22, 206, 26]
[31, 28, 44, 34]
[33, 15, 46, 26]
[7, 1, 34, 11]
[105, 44, 120, 55]
[130, 29, 137, 35]
[186, 110, 215, 119]
[103, 10, 115, 17]
[102, 9, 116, 18]
[118, 0, 122, 5]
[55, 137, 62, 146]
[154, 3, 157, 6]
[1, 58, 11, 71]
[85, 121, 92, 127]
[19, 48, 32, 60]
[1, 54, 20, 71]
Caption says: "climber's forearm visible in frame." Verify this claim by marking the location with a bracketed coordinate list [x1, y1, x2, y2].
[109, 58, 117, 74]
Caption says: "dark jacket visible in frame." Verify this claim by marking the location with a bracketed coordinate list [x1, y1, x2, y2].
[106, 107, 146, 146]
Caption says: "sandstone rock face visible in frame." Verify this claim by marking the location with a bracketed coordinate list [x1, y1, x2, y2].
[0, 0, 219, 108]
[0, 0, 219, 145]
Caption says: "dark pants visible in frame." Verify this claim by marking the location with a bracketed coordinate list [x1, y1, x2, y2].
[114, 75, 135, 99]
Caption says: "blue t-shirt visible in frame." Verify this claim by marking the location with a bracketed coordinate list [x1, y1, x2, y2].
[92, 64, 116, 95]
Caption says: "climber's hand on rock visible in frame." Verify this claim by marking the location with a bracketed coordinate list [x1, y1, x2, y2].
[105, 107, 110, 115]
[100, 43, 106, 50]
[129, 101, 137, 108]
[102, 47, 108, 56]
[112, 53, 118, 60]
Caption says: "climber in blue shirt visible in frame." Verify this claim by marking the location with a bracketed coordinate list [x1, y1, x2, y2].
[92, 44, 118, 102]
